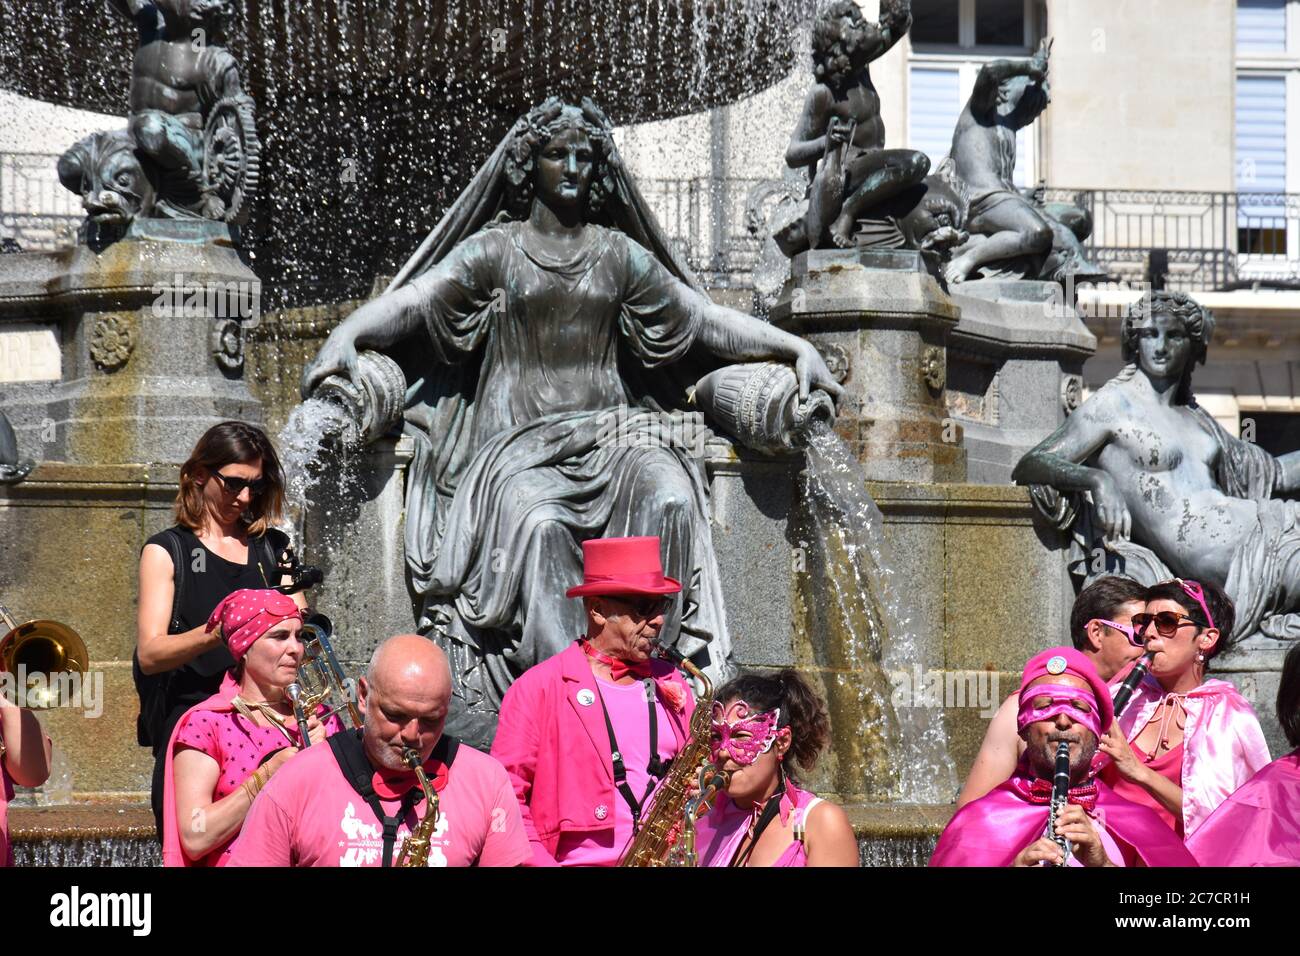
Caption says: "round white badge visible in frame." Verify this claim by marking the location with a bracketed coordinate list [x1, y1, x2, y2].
[1046, 655, 1068, 675]
[577, 689, 596, 707]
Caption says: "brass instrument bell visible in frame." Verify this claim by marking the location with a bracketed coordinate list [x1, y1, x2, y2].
[0, 601, 90, 709]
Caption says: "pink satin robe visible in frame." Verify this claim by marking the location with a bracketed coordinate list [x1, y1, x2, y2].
[1115, 675, 1272, 838]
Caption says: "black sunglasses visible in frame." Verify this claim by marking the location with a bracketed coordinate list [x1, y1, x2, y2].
[1131, 611, 1209, 638]
[211, 471, 268, 497]
[606, 595, 672, 618]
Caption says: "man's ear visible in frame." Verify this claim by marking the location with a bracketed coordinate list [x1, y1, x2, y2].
[1085, 620, 1104, 653]
[356, 676, 369, 716]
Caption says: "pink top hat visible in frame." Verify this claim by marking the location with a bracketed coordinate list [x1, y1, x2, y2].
[564, 536, 682, 598]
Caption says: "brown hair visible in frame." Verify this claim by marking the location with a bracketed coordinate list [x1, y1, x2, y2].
[1069, 575, 1149, 650]
[175, 421, 286, 535]
[716, 668, 832, 781]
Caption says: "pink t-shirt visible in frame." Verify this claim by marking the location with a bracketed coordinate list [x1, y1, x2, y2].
[554, 676, 678, 867]
[227, 737, 531, 867]
[171, 706, 343, 866]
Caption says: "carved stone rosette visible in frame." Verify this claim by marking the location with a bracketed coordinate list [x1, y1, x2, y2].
[89, 314, 135, 371]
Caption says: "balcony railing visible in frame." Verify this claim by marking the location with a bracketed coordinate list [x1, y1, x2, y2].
[1043, 188, 1300, 292]
[6, 152, 1298, 295]
[0, 152, 81, 252]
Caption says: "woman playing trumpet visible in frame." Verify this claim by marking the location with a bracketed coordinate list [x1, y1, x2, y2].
[162, 589, 341, 866]
[694, 670, 858, 867]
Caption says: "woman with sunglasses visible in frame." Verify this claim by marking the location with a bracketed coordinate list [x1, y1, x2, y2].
[135, 421, 308, 837]
[1099, 579, 1271, 839]
[694, 669, 858, 867]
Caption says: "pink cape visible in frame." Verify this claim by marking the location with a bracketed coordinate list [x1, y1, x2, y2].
[929, 770, 1197, 867]
[1185, 749, 1300, 866]
[1116, 674, 1272, 837]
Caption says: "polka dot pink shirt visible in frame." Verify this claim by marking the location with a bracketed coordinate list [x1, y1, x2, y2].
[173, 706, 343, 865]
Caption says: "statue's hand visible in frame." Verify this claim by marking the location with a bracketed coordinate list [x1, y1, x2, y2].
[793, 342, 844, 404]
[1031, 37, 1053, 76]
[301, 331, 359, 400]
[1090, 471, 1131, 542]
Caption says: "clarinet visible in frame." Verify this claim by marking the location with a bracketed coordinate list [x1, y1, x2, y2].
[1046, 740, 1072, 866]
[1112, 652, 1154, 718]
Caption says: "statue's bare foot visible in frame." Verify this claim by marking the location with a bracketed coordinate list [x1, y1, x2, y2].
[828, 211, 861, 249]
[944, 253, 978, 285]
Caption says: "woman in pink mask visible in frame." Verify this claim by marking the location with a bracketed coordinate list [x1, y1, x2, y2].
[162, 589, 341, 866]
[695, 670, 858, 867]
[1100, 579, 1271, 839]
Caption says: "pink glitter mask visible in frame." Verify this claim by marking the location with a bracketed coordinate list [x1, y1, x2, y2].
[1016, 683, 1103, 740]
[710, 701, 783, 767]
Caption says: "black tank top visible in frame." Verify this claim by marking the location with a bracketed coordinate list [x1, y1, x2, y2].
[144, 524, 289, 728]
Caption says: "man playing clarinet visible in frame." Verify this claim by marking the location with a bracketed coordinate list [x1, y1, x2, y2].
[931, 647, 1194, 867]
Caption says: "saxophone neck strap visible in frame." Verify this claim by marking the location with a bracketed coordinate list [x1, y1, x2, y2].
[595, 679, 670, 831]
[326, 729, 459, 867]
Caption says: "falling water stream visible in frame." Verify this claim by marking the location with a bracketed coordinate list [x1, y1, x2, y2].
[796, 421, 957, 805]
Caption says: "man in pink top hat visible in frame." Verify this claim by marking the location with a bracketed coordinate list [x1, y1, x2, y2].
[491, 536, 696, 866]
[931, 647, 1195, 867]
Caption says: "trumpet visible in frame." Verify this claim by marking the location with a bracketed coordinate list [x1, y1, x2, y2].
[294, 612, 362, 731]
[0, 601, 90, 709]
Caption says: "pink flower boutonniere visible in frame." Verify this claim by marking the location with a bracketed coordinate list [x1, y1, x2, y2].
[656, 677, 686, 713]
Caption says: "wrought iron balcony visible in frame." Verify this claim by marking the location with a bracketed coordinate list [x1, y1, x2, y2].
[7, 153, 1298, 296]
[0, 151, 80, 252]
[1042, 187, 1300, 293]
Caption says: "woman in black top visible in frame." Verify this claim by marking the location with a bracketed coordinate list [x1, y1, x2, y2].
[136, 420, 307, 835]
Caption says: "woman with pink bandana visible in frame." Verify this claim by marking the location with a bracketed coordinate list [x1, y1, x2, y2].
[162, 588, 342, 866]
[694, 670, 858, 867]
[1100, 579, 1271, 839]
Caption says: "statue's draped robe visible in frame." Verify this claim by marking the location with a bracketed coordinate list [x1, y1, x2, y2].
[1031, 389, 1300, 642]
[393, 219, 729, 728]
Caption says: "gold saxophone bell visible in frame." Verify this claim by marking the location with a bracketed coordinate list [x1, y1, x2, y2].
[0, 602, 90, 709]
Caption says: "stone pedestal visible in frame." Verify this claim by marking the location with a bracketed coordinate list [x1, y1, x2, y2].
[770, 249, 966, 483]
[0, 229, 262, 466]
[945, 279, 1097, 484]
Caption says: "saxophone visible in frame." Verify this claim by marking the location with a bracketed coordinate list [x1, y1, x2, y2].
[619, 647, 729, 867]
[395, 747, 440, 868]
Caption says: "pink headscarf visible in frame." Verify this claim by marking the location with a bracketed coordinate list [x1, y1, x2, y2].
[205, 588, 302, 662]
[1017, 646, 1115, 739]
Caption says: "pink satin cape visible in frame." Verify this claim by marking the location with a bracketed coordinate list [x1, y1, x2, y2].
[1185, 749, 1300, 866]
[1115, 675, 1272, 837]
[929, 770, 1197, 867]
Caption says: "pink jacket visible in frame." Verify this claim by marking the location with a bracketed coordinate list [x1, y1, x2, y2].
[1116, 674, 1272, 837]
[490, 642, 695, 866]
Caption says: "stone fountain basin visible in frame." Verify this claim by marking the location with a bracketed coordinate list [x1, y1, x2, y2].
[10, 802, 952, 867]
